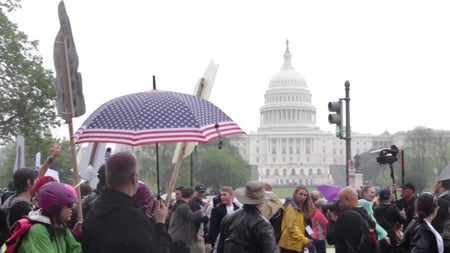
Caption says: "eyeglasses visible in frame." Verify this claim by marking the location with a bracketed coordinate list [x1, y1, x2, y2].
[298, 193, 308, 196]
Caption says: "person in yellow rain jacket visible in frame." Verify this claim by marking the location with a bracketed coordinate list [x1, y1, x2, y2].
[278, 186, 314, 253]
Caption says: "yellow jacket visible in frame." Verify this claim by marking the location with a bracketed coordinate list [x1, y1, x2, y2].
[278, 204, 310, 252]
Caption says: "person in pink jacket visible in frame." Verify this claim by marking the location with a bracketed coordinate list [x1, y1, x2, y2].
[311, 199, 329, 253]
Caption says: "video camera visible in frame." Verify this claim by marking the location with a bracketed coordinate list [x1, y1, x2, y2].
[376, 145, 399, 165]
[322, 200, 343, 215]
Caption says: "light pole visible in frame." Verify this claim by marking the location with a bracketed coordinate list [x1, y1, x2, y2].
[344, 81, 351, 186]
[328, 80, 351, 186]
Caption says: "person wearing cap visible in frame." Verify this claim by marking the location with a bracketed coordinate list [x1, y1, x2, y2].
[190, 184, 209, 253]
[432, 165, 450, 252]
[374, 188, 407, 253]
[394, 182, 417, 229]
[216, 180, 277, 253]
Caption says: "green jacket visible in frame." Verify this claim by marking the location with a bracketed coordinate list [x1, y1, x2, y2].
[358, 198, 388, 240]
[18, 223, 81, 253]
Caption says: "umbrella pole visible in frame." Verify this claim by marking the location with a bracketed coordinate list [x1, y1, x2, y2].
[190, 150, 193, 187]
[156, 143, 160, 197]
[165, 142, 187, 207]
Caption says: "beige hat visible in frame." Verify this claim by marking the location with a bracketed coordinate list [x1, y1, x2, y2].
[235, 180, 273, 205]
[437, 165, 450, 181]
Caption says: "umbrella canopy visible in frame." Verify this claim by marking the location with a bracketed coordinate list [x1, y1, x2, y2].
[316, 184, 343, 202]
[74, 90, 246, 146]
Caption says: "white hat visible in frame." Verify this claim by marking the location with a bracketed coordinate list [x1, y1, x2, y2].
[436, 165, 450, 181]
[235, 180, 273, 205]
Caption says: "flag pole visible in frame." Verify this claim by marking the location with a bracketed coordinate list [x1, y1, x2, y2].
[57, 36, 83, 222]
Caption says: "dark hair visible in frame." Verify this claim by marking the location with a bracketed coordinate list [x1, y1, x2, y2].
[106, 152, 137, 188]
[96, 164, 107, 190]
[378, 188, 392, 201]
[80, 182, 93, 197]
[441, 179, 450, 190]
[416, 193, 437, 218]
[13, 168, 37, 193]
[181, 187, 194, 199]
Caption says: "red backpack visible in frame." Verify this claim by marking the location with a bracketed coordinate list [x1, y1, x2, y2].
[4, 217, 33, 253]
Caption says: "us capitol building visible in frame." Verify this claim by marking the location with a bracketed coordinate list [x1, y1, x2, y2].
[230, 41, 412, 187]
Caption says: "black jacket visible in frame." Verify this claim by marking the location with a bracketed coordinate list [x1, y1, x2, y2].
[394, 196, 416, 228]
[205, 202, 239, 246]
[327, 207, 376, 253]
[432, 193, 450, 235]
[217, 205, 277, 253]
[374, 201, 407, 243]
[190, 196, 209, 235]
[401, 217, 440, 253]
[82, 188, 170, 253]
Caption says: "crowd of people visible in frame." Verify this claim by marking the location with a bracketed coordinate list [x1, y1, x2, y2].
[2, 148, 450, 253]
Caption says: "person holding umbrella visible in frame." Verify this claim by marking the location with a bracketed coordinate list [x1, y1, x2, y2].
[82, 152, 170, 253]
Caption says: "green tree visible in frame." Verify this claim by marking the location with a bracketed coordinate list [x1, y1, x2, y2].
[196, 139, 251, 192]
[404, 127, 439, 191]
[432, 130, 450, 174]
[133, 138, 251, 194]
[0, 2, 60, 145]
[0, 136, 75, 187]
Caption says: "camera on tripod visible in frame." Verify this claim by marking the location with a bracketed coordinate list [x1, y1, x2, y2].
[376, 145, 399, 165]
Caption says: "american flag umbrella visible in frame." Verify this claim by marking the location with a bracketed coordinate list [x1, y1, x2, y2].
[74, 90, 246, 146]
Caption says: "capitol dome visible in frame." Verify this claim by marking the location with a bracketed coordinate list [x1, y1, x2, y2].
[259, 40, 318, 131]
[269, 41, 307, 88]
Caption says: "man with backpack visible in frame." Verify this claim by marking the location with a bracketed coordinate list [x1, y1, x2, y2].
[326, 186, 378, 253]
[0, 168, 37, 246]
[259, 183, 283, 219]
[259, 183, 283, 246]
[433, 165, 450, 253]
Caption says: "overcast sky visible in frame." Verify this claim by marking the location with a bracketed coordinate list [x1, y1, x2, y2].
[7, 0, 450, 138]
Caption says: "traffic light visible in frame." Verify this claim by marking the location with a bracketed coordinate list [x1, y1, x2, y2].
[328, 100, 343, 138]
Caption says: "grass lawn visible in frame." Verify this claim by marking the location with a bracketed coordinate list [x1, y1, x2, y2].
[272, 186, 320, 199]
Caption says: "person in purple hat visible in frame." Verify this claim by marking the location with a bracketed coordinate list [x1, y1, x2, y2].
[15, 182, 82, 252]
[134, 181, 155, 217]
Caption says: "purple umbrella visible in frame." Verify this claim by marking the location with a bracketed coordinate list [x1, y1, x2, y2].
[74, 90, 245, 146]
[316, 184, 343, 202]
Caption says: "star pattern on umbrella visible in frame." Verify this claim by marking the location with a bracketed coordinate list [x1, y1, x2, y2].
[75, 90, 246, 146]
